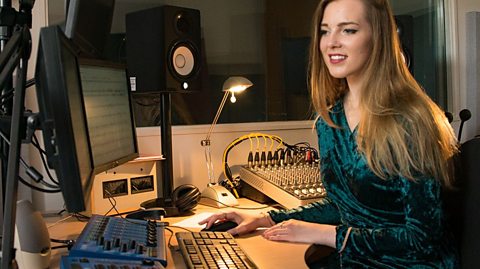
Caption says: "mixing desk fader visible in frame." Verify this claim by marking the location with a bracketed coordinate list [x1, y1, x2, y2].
[68, 215, 167, 266]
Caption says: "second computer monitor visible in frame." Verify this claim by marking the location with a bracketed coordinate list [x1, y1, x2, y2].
[78, 59, 138, 173]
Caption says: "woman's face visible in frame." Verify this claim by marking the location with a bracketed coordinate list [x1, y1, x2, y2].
[319, 0, 373, 83]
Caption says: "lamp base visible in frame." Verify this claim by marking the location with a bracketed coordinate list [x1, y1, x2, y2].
[200, 183, 239, 208]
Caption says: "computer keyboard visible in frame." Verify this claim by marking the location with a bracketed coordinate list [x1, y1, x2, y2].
[176, 231, 258, 269]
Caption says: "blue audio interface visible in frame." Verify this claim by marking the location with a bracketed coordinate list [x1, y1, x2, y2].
[60, 256, 165, 269]
[68, 215, 167, 266]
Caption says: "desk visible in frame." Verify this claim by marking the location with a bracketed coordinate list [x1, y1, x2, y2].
[46, 199, 309, 268]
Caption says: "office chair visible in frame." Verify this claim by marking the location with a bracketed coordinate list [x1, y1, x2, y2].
[443, 136, 480, 268]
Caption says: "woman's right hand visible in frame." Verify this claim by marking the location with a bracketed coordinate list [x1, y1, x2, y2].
[198, 211, 274, 235]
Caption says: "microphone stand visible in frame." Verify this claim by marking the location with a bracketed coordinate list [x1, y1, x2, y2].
[0, 1, 34, 268]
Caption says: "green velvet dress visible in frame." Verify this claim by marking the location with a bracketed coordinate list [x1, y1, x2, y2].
[269, 101, 458, 268]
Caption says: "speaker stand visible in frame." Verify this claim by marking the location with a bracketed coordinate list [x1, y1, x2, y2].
[140, 92, 183, 217]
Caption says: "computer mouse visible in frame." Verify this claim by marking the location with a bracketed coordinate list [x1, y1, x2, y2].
[202, 220, 238, 232]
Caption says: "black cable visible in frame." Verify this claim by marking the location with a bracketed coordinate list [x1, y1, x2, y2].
[25, 78, 35, 88]
[104, 191, 117, 216]
[50, 238, 75, 245]
[165, 225, 194, 249]
[72, 213, 90, 222]
[0, 128, 60, 188]
[50, 245, 69, 250]
[32, 133, 59, 185]
[31, 133, 47, 155]
[0, 90, 14, 106]
[18, 175, 60, 193]
[164, 227, 175, 249]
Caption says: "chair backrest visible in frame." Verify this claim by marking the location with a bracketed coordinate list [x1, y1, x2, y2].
[444, 137, 480, 268]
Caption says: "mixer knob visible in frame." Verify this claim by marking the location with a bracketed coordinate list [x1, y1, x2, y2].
[97, 236, 105, 246]
[147, 234, 157, 247]
[114, 238, 121, 248]
[104, 240, 112, 251]
[148, 228, 156, 236]
[121, 243, 128, 252]
[136, 244, 144, 254]
[301, 189, 308, 195]
[309, 188, 316, 194]
[129, 240, 137, 249]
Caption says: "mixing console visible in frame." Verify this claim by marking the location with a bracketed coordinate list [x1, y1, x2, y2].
[67, 215, 167, 266]
[239, 163, 326, 208]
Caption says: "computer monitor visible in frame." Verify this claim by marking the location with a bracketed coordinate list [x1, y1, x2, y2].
[64, 0, 115, 58]
[78, 59, 138, 173]
[35, 25, 139, 213]
[35, 25, 93, 213]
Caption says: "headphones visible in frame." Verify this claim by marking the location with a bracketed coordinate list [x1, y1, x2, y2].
[172, 184, 201, 213]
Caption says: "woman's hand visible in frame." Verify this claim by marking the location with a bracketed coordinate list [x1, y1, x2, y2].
[262, 219, 337, 247]
[198, 211, 274, 235]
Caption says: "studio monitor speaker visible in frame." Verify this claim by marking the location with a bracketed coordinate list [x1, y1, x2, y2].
[395, 15, 414, 74]
[126, 5, 202, 93]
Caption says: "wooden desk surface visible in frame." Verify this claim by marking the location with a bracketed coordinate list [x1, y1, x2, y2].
[46, 199, 309, 268]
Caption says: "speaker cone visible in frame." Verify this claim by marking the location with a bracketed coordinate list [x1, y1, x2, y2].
[170, 42, 198, 78]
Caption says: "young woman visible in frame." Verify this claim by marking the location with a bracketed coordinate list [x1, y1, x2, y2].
[200, 0, 458, 267]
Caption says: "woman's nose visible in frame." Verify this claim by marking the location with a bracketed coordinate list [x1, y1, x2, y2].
[326, 33, 341, 48]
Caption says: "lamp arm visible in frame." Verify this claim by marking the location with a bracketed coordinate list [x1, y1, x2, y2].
[205, 90, 230, 141]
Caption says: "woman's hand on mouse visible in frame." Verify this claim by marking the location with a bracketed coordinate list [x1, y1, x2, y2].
[198, 211, 274, 235]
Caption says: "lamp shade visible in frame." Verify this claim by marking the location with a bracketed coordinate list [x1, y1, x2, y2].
[222, 76, 253, 93]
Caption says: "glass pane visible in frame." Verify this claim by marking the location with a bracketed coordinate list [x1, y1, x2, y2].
[48, 0, 447, 126]
[391, 0, 447, 109]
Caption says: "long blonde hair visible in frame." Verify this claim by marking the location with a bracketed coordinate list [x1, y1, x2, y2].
[308, 0, 458, 185]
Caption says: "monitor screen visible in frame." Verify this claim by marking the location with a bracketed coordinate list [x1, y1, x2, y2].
[64, 0, 115, 58]
[35, 25, 94, 213]
[78, 59, 138, 172]
[35, 26, 139, 213]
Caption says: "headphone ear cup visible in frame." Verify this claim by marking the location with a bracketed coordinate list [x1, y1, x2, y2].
[172, 184, 201, 212]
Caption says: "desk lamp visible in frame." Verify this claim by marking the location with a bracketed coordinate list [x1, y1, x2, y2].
[200, 76, 253, 207]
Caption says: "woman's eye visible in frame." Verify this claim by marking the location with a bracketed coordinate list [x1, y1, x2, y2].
[320, 29, 329, 36]
[344, 29, 358, 34]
